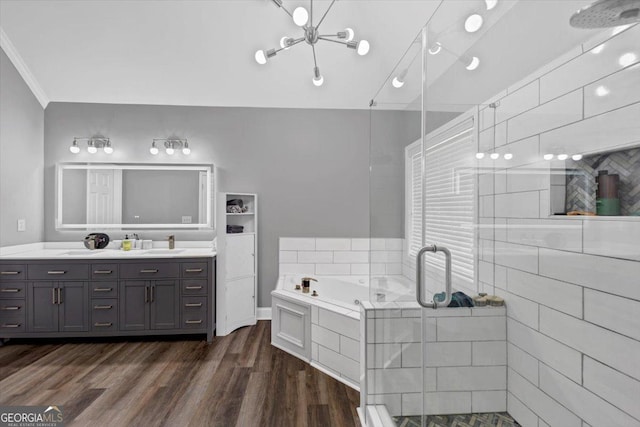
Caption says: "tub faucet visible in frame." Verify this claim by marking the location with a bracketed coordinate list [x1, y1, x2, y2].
[301, 277, 317, 294]
[168, 235, 175, 249]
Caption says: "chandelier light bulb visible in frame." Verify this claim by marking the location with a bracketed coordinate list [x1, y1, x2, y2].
[357, 40, 370, 56]
[543, 153, 554, 160]
[485, 0, 498, 10]
[280, 37, 293, 50]
[572, 154, 583, 161]
[69, 141, 80, 154]
[345, 28, 355, 42]
[465, 14, 484, 33]
[255, 50, 267, 65]
[557, 154, 569, 160]
[313, 75, 324, 86]
[293, 7, 309, 26]
[166, 147, 175, 155]
[466, 56, 480, 70]
[428, 42, 442, 55]
[475, 152, 485, 159]
[490, 153, 500, 160]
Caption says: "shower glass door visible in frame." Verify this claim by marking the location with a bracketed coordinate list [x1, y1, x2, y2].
[366, 1, 633, 426]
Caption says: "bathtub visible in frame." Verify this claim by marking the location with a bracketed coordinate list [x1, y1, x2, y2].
[270, 274, 421, 390]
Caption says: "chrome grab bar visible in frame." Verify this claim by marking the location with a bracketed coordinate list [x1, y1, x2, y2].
[416, 245, 452, 309]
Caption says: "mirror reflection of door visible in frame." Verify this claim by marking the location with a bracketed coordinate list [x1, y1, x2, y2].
[86, 169, 122, 224]
[198, 171, 207, 224]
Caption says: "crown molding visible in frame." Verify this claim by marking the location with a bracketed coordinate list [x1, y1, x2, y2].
[0, 26, 49, 109]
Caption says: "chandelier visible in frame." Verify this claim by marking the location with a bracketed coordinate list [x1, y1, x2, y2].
[254, 0, 370, 86]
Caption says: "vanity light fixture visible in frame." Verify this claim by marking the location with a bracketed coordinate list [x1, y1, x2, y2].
[557, 154, 569, 160]
[465, 14, 484, 33]
[543, 154, 554, 160]
[255, 0, 370, 86]
[572, 154, 583, 161]
[70, 137, 113, 155]
[152, 138, 190, 156]
[475, 152, 485, 159]
[503, 153, 513, 160]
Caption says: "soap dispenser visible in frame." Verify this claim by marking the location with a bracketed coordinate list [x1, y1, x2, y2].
[122, 235, 132, 251]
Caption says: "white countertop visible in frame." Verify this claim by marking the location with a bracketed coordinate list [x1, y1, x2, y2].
[0, 242, 216, 260]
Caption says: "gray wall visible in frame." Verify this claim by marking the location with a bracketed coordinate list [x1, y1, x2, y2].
[0, 48, 44, 246]
[43, 102, 416, 306]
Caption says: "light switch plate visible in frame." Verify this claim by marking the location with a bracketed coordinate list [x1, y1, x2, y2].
[182, 216, 192, 224]
[17, 219, 26, 232]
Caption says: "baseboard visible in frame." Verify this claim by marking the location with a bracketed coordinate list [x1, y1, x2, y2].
[256, 307, 272, 320]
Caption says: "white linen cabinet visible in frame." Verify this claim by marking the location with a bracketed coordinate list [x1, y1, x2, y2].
[216, 192, 257, 335]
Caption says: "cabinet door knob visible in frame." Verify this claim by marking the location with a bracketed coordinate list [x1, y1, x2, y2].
[57, 287, 62, 304]
[52, 288, 56, 304]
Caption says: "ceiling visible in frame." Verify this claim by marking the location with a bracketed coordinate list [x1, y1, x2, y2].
[0, 0, 444, 110]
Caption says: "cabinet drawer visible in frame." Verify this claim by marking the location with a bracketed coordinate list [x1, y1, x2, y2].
[91, 264, 119, 280]
[181, 280, 207, 295]
[0, 313, 26, 332]
[0, 299, 26, 315]
[90, 281, 118, 298]
[181, 262, 208, 278]
[0, 264, 26, 281]
[181, 296, 207, 329]
[120, 263, 178, 279]
[91, 299, 118, 331]
[28, 263, 89, 280]
[0, 282, 26, 298]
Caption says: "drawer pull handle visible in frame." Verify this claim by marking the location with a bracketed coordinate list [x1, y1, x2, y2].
[93, 270, 113, 274]
[47, 270, 66, 275]
[94, 287, 113, 292]
[185, 303, 202, 307]
[93, 305, 113, 310]
[1, 323, 21, 328]
[185, 319, 203, 324]
[185, 286, 203, 290]
[0, 288, 21, 293]
[0, 271, 20, 275]
[140, 269, 158, 273]
[0, 306, 21, 311]
[94, 322, 112, 327]
[185, 268, 203, 273]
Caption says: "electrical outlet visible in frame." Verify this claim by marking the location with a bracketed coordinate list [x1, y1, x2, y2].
[17, 219, 26, 232]
[182, 216, 192, 224]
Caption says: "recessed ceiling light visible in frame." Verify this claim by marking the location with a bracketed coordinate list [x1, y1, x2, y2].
[466, 56, 480, 71]
[428, 42, 442, 55]
[485, 0, 498, 10]
[465, 14, 484, 33]
[595, 85, 610, 97]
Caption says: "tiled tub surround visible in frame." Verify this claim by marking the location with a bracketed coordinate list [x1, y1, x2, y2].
[361, 304, 507, 419]
[475, 24, 640, 427]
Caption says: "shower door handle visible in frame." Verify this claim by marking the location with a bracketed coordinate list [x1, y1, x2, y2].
[416, 245, 452, 309]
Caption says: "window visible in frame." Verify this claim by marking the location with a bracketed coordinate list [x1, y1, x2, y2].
[405, 117, 476, 291]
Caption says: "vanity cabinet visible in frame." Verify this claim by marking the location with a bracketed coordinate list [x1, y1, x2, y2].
[0, 257, 215, 342]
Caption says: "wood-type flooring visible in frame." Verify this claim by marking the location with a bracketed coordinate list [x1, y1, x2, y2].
[0, 321, 360, 427]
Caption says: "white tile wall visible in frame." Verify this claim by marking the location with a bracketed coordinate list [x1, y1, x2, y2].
[494, 241, 538, 273]
[583, 220, 640, 261]
[584, 288, 640, 341]
[472, 391, 507, 413]
[437, 366, 506, 392]
[507, 268, 583, 317]
[507, 392, 538, 427]
[584, 63, 640, 118]
[506, 218, 582, 252]
[507, 343, 539, 386]
[496, 80, 540, 124]
[494, 192, 540, 218]
[583, 356, 640, 422]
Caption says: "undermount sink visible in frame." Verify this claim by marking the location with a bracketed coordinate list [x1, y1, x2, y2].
[62, 250, 99, 256]
[145, 249, 184, 254]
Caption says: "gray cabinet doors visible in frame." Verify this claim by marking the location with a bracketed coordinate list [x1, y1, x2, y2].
[29, 281, 58, 332]
[28, 281, 89, 333]
[120, 280, 178, 331]
[150, 280, 179, 330]
[120, 281, 149, 331]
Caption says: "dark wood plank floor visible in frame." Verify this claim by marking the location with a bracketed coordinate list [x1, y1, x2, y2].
[0, 321, 361, 427]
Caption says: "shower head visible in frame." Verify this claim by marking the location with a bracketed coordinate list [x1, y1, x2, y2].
[570, 0, 640, 28]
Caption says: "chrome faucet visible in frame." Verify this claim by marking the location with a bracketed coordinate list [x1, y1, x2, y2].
[168, 235, 175, 250]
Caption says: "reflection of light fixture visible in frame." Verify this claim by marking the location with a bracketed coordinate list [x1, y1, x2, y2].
[485, 0, 498, 10]
[152, 138, 190, 156]
[71, 136, 112, 155]
[618, 52, 638, 67]
[428, 42, 442, 55]
[595, 85, 610, 96]
[543, 154, 554, 160]
[313, 66, 324, 86]
[465, 14, 484, 32]
[504, 153, 513, 160]
[255, 0, 370, 85]
[392, 69, 408, 88]
[572, 154, 583, 161]
[475, 152, 485, 159]
[490, 153, 500, 160]
[465, 56, 480, 70]
[557, 154, 569, 160]
[591, 43, 606, 54]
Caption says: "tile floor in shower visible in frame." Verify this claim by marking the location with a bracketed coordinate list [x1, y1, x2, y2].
[393, 412, 521, 427]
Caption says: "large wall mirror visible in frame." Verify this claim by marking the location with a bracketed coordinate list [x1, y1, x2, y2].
[55, 163, 214, 229]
